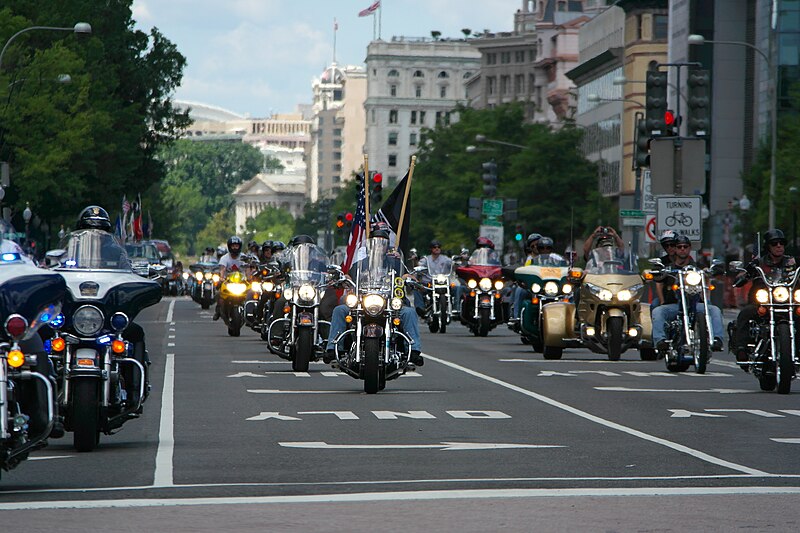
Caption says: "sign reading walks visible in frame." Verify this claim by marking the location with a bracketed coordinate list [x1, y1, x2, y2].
[656, 195, 702, 241]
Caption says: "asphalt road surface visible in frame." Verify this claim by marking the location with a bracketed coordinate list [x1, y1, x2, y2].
[2, 298, 799, 531]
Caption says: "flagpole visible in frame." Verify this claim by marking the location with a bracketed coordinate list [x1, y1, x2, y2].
[395, 155, 415, 248]
[372, 13, 376, 40]
[333, 17, 337, 63]
[363, 155, 371, 240]
[378, 1, 382, 40]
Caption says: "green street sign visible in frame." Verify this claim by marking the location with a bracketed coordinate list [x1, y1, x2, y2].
[482, 199, 504, 217]
[619, 209, 645, 218]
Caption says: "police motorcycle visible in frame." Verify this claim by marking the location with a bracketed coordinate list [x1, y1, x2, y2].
[45, 228, 162, 452]
[457, 245, 506, 337]
[512, 253, 573, 353]
[266, 242, 332, 371]
[729, 260, 800, 394]
[417, 260, 459, 334]
[542, 246, 654, 360]
[189, 261, 220, 309]
[331, 237, 417, 394]
[649, 258, 725, 373]
[0, 253, 65, 476]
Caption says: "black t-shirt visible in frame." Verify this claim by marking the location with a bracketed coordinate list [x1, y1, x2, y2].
[661, 258, 694, 305]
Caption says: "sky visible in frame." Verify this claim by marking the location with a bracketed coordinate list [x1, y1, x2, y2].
[131, 0, 520, 117]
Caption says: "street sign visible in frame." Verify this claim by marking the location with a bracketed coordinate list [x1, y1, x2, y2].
[482, 199, 504, 217]
[642, 169, 655, 213]
[619, 209, 646, 218]
[644, 215, 657, 243]
[656, 195, 702, 241]
[479, 225, 504, 248]
[622, 217, 645, 227]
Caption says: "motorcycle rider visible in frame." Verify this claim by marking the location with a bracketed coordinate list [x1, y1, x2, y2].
[213, 236, 245, 320]
[582, 226, 625, 263]
[732, 229, 797, 364]
[652, 230, 679, 308]
[199, 246, 217, 263]
[247, 240, 260, 257]
[260, 241, 275, 264]
[325, 224, 424, 366]
[510, 233, 543, 326]
[415, 239, 456, 316]
[651, 234, 724, 355]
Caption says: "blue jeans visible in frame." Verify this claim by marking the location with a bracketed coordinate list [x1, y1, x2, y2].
[512, 286, 530, 319]
[326, 304, 422, 352]
[651, 302, 723, 344]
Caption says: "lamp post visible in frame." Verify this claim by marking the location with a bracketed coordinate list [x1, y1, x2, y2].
[587, 93, 645, 109]
[473, 134, 529, 150]
[689, 33, 777, 229]
[22, 202, 32, 251]
[0, 23, 92, 72]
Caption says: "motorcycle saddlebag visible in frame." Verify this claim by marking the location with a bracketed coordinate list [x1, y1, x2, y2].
[542, 302, 575, 347]
[637, 303, 653, 342]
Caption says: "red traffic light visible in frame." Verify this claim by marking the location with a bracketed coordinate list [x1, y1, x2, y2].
[336, 220, 344, 228]
[345, 212, 353, 222]
[664, 110, 675, 126]
[373, 172, 382, 183]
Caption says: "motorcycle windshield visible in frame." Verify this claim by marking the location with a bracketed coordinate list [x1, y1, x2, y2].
[287, 243, 328, 286]
[468, 248, 501, 266]
[356, 237, 403, 291]
[587, 247, 637, 274]
[125, 243, 160, 262]
[57, 229, 132, 271]
[530, 253, 568, 267]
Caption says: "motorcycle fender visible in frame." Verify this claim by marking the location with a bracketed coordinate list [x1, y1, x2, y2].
[363, 323, 384, 338]
[297, 312, 314, 326]
[638, 303, 653, 341]
[542, 302, 575, 347]
[478, 294, 493, 308]
[606, 308, 626, 319]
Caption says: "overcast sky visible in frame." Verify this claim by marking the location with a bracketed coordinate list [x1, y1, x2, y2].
[132, 0, 520, 117]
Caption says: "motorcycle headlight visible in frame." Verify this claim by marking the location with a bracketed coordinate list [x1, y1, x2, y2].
[494, 280, 504, 290]
[203, 272, 212, 280]
[479, 278, 492, 291]
[434, 274, 448, 284]
[182, 272, 190, 280]
[598, 289, 613, 301]
[251, 282, 263, 294]
[263, 281, 275, 292]
[284, 287, 294, 300]
[227, 282, 247, 296]
[794, 289, 800, 303]
[73, 305, 104, 337]
[616, 289, 633, 302]
[363, 294, 385, 316]
[531, 283, 542, 294]
[467, 279, 478, 289]
[390, 297, 404, 310]
[685, 271, 702, 286]
[544, 281, 559, 296]
[345, 293, 358, 308]
[212, 273, 220, 283]
[298, 284, 317, 302]
[773, 286, 790, 303]
[755, 288, 769, 304]
[562, 283, 573, 294]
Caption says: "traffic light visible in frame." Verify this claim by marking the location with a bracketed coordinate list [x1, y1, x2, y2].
[336, 213, 345, 235]
[504, 198, 518, 221]
[344, 211, 353, 230]
[635, 118, 651, 168]
[664, 109, 678, 136]
[645, 70, 668, 137]
[370, 172, 383, 204]
[514, 225, 524, 242]
[482, 161, 497, 197]
[686, 69, 710, 137]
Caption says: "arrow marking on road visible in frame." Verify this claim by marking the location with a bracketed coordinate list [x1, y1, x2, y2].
[279, 441, 564, 451]
[596, 387, 752, 394]
[770, 438, 800, 444]
[28, 455, 72, 461]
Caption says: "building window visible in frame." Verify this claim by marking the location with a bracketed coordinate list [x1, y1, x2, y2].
[389, 109, 398, 123]
[318, 117, 324, 125]
[332, 175, 341, 183]
[440, 85, 447, 98]
[501, 51, 511, 64]
[388, 132, 398, 145]
[333, 139, 342, 148]
[486, 53, 496, 65]
[419, 111, 426, 125]
[333, 164, 342, 171]
[500, 75, 510, 95]
[390, 84, 397, 96]
[371, 109, 375, 123]
[413, 70, 424, 78]
[388, 154, 397, 167]
[388, 69, 399, 77]
[410, 110, 417, 124]
[463, 71, 473, 79]
[653, 14, 668, 39]
[438, 71, 449, 79]
[435, 111, 442, 124]
[333, 128, 342, 136]
[333, 152, 341, 160]
[409, 133, 417, 145]
[515, 74, 524, 95]
[529, 74, 536, 94]
[487, 76, 496, 95]
[415, 85, 422, 98]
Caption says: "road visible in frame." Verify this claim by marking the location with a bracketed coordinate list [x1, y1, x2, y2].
[1, 298, 799, 531]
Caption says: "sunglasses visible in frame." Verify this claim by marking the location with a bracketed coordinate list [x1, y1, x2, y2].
[431, 245, 440, 249]
[539, 247, 553, 252]
[675, 244, 691, 249]
[768, 240, 786, 246]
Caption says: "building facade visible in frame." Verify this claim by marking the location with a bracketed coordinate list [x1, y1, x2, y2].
[232, 173, 306, 233]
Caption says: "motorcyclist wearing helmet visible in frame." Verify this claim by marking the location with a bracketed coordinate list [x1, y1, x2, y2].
[271, 241, 286, 256]
[415, 239, 456, 316]
[260, 241, 274, 264]
[511, 235, 562, 325]
[652, 230, 679, 308]
[213, 236, 245, 320]
[582, 226, 624, 263]
[199, 246, 217, 264]
[247, 240, 259, 256]
[216, 246, 226, 260]
[523, 233, 542, 266]
[325, 224, 424, 367]
[732, 229, 797, 364]
[77, 205, 113, 233]
[651, 234, 724, 356]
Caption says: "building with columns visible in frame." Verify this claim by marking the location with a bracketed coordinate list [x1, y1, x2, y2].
[232, 173, 306, 233]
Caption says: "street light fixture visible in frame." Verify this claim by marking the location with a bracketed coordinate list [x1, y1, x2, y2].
[587, 93, 645, 109]
[689, 33, 777, 228]
[473, 134, 528, 150]
[0, 22, 92, 71]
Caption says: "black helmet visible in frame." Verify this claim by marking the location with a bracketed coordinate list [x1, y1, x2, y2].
[430, 239, 441, 248]
[764, 229, 787, 246]
[272, 241, 286, 252]
[261, 240, 274, 250]
[526, 233, 541, 247]
[76, 205, 112, 232]
[204, 246, 214, 254]
[538, 236, 554, 251]
[289, 234, 315, 247]
[371, 221, 391, 234]
[659, 230, 678, 249]
[247, 240, 259, 250]
[674, 234, 691, 246]
[227, 236, 243, 255]
[476, 236, 495, 249]
[372, 228, 390, 239]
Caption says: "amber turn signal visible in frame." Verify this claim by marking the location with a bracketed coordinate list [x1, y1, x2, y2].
[7, 349, 25, 368]
[112, 340, 126, 354]
[51, 337, 66, 352]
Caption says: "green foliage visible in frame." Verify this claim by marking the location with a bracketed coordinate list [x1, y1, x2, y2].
[245, 205, 294, 245]
[264, 155, 284, 173]
[195, 208, 234, 252]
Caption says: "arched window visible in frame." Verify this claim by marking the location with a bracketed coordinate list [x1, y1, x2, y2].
[438, 71, 450, 79]
[463, 71, 473, 79]
[388, 69, 399, 77]
[413, 70, 425, 78]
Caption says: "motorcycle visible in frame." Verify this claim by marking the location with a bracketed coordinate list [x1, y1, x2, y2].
[542, 246, 654, 360]
[243, 263, 281, 338]
[512, 253, 573, 353]
[45, 229, 162, 452]
[457, 247, 506, 337]
[331, 240, 416, 394]
[219, 268, 249, 337]
[189, 262, 220, 309]
[728, 260, 800, 393]
[649, 259, 724, 373]
[0, 256, 65, 476]
[417, 259, 459, 334]
[266, 244, 332, 371]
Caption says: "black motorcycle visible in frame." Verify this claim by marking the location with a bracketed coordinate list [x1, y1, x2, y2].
[189, 262, 219, 309]
[0, 257, 65, 476]
[45, 229, 162, 451]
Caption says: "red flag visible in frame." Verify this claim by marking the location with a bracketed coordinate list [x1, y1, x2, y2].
[342, 174, 367, 274]
[358, 0, 380, 17]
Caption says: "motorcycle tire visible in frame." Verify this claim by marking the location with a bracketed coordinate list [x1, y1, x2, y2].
[292, 327, 313, 372]
[201, 302, 210, 310]
[607, 316, 623, 361]
[428, 319, 440, 333]
[777, 322, 794, 394]
[477, 307, 491, 337]
[695, 319, 709, 374]
[639, 347, 658, 360]
[543, 345, 563, 360]
[228, 307, 242, 337]
[439, 295, 448, 334]
[363, 337, 381, 394]
[71, 380, 100, 453]
[759, 366, 777, 391]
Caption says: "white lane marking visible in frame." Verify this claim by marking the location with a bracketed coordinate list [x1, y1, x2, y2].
[247, 389, 444, 394]
[168, 343, 175, 347]
[166, 300, 175, 323]
[227, 371, 419, 378]
[711, 359, 741, 369]
[500, 359, 652, 364]
[423, 353, 771, 476]
[153, 353, 175, 488]
[596, 387, 752, 394]
[771, 438, 800, 444]
[5, 486, 800, 509]
[168, 335, 176, 339]
[28, 455, 72, 461]
[705, 409, 784, 418]
[279, 441, 564, 451]
[231, 360, 327, 365]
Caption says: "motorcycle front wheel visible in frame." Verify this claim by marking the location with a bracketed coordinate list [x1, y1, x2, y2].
[476, 307, 491, 337]
[777, 322, 794, 394]
[606, 316, 623, 361]
[71, 379, 100, 452]
[363, 337, 382, 394]
[228, 306, 242, 337]
[292, 327, 313, 372]
[694, 319, 709, 374]
[439, 295, 448, 334]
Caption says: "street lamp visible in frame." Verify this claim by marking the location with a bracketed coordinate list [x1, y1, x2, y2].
[0, 22, 92, 72]
[587, 93, 645, 109]
[22, 202, 32, 250]
[474, 134, 528, 150]
[689, 33, 777, 228]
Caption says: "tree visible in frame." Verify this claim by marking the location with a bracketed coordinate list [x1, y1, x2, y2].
[195, 207, 235, 252]
[245, 206, 294, 246]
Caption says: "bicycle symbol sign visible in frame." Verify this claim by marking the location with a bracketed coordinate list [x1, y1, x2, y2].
[656, 196, 702, 242]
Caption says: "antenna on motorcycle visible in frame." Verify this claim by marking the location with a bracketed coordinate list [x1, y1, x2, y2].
[569, 207, 575, 269]
[755, 231, 761, 260]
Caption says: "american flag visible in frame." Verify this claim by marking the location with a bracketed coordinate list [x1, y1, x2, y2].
[358, 0, 380, 17]
[122, 195, 130, 216]
[342, 174, 367, 273]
